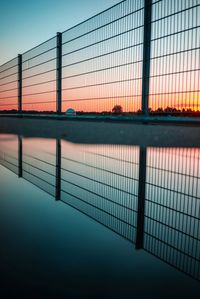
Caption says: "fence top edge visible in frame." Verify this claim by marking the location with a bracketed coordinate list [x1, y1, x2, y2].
[0, 0, 127, 68]
[0, 36, 57, 68]
[21, 35, 57, 57]
[0, 57, 18, 70]
[62, 0, 127, 35]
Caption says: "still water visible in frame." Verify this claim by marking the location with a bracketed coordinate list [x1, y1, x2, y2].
[0, 134, 199, 298]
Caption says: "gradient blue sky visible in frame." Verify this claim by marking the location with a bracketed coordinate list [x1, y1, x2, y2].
[0, 0, 120, 65]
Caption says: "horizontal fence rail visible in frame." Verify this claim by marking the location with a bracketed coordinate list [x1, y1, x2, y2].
[0, 0, 199, 117]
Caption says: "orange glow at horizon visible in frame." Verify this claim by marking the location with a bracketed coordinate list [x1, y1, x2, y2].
[0, 91, 200, 112]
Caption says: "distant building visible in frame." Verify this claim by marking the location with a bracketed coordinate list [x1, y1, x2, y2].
[65, 108, 76, 117]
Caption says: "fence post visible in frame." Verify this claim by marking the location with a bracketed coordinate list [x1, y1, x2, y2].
[56, 32, 62, 114]
[18, 54, 22, 113]
[141, 0, 152, 116]
[136, 146, 147, 249]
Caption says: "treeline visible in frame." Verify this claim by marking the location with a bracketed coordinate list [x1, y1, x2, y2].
[0, 106, 200, 117]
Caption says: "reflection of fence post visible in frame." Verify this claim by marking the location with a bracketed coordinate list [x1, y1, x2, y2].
[18, 136, 23, 177]
[141, 0, 152, 116]
[55, 139, 61, 200]
[136, 146, 147, 249]
[56, 32, 62, 114]
[18, 54, 22, 113]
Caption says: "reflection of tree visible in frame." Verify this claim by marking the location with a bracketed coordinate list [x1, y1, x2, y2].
[112, 105, 123, 115]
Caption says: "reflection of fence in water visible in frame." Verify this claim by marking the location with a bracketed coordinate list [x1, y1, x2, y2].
[0, 135, 19, 175]
[0, 136, 199, 280]
[145, 148, 200, 280]
[61, 142, 140, 242]
[22, 139, 57, 196]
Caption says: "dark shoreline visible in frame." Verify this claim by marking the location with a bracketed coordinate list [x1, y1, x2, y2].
[0, 116, 199, 147]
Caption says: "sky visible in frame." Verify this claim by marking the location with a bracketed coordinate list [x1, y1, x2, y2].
[0, 0, 120, 65]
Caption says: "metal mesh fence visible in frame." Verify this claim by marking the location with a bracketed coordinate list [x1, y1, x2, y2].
[62, 0, 144, 113]
[0, 58, 18, 111]
[0, 0, 199, 116]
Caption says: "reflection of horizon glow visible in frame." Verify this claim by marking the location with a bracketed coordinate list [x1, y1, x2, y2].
[0, 0, 199, 113]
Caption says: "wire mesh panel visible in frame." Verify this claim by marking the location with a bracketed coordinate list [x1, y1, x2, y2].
[145, 148, 200, 280]
[22, 37, 57, 112]
[0, 58, 18, 111]
[149, 0, 200, 114]
[62, 0, 144, 114]
[61, 142, 139, 242]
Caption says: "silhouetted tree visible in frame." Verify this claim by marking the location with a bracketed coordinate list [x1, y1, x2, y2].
[112, 105, 123, 115]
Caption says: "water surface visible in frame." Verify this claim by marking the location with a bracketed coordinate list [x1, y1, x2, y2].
[0, 134, 199, 298]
